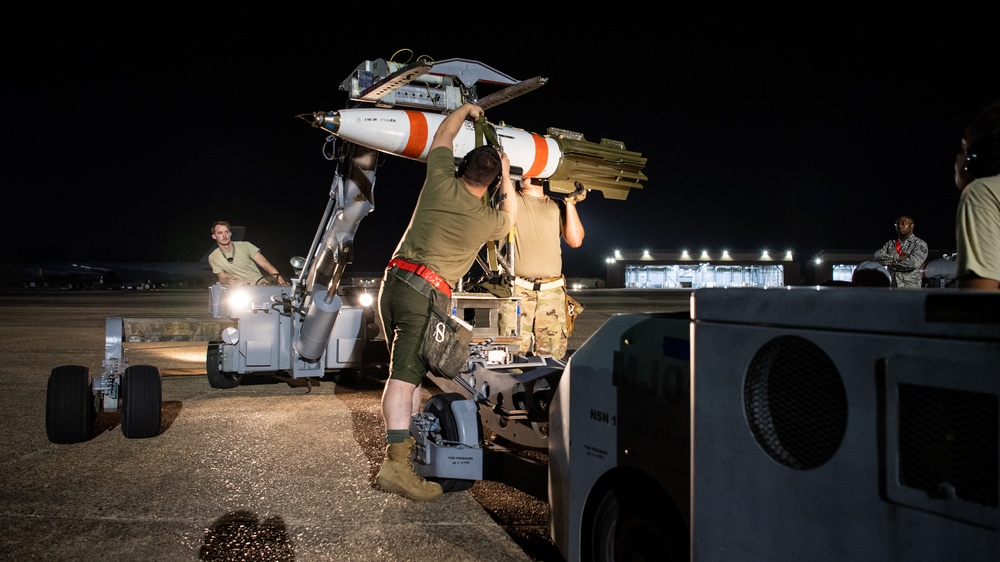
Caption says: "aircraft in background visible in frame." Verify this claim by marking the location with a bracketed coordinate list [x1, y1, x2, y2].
[20, 227, 245, 290]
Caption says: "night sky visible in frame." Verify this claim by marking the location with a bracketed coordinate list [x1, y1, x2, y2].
[5, 16, 999, 280]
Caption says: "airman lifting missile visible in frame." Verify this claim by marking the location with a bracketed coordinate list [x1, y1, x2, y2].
[309, 108, 647, 200]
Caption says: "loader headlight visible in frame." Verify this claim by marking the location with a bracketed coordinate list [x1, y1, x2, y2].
[358, 291, 374, 307]
[227, 289, 252, 312]
[337, 280, 379, 308]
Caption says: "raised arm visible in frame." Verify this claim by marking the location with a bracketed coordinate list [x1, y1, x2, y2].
[495, 152, 517, 226]
[430, 103, 484, 151]
[561, 199, 585, 248]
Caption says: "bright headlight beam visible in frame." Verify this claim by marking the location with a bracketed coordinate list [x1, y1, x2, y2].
[227, 290, 251, 311]
[358, 292, 374, 307]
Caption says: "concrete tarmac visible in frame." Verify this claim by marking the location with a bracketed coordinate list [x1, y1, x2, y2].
[0, 288, 689, 561]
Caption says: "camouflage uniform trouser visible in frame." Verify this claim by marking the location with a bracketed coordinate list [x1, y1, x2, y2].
[497, 283, 567, 360]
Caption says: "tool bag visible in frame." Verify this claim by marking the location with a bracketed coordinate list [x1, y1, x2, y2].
[422, 290, 473, 379]
[566, 292, 584, 338]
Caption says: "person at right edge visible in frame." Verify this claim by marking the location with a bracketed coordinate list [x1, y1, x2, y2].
[498, 176, 585, 359]
[955, 99, 1000, 289]
[873, 215, 928, 288]
[375, 103, 517, 501]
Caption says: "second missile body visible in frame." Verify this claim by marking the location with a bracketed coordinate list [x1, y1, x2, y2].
[312, 108, 647, 200]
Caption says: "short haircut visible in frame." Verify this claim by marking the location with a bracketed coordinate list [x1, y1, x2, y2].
[459, 145, 501, 188]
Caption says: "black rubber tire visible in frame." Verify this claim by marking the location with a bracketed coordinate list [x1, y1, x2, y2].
[588, 482, 688, 562]
[120, 365, 162, 439]
[422, 392, 481, 493]
[206, 342, 242, 389]
[46, 365, 95, 444]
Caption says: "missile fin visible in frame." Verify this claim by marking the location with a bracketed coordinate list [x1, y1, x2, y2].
[548, 137, 648, 200]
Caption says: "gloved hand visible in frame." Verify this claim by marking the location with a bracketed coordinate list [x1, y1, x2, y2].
[564, 181, 588, 204]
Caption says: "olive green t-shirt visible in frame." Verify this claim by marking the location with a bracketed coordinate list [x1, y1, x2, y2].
[208, 241, 261, 284]
[392, 146, 513, 287]
[511, 191, 563, 279]
[957, 175, 1000, 281]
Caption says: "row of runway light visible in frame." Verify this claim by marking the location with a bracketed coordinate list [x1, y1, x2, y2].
[605, 249, 797, 264]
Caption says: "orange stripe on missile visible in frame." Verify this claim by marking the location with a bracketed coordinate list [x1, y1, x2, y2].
[523, 134, 549, 177]
[402, 110, 428, 159]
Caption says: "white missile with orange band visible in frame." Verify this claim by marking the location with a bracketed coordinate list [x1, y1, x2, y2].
[310, 108, 647, 200]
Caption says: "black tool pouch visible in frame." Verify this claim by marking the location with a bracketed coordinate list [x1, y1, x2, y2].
[420, 290, 473, 379]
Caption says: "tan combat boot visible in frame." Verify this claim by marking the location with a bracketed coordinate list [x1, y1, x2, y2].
[375, 436, 443, 501]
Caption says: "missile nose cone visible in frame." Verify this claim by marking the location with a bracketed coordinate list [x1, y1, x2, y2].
[312, 111, 340, 133]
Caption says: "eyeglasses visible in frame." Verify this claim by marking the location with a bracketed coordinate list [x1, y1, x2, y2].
[894, 223, 913, 227]
[226, 257, 234, 263]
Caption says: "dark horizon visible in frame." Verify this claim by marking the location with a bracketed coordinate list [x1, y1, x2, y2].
[5, 17, 999, 281]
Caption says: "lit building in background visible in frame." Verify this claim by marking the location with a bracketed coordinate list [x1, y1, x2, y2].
[598, 248, 952, 289]
[603, 249, 798, 289]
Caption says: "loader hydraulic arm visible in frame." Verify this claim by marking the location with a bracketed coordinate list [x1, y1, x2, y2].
[294, 140, 379, 361]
